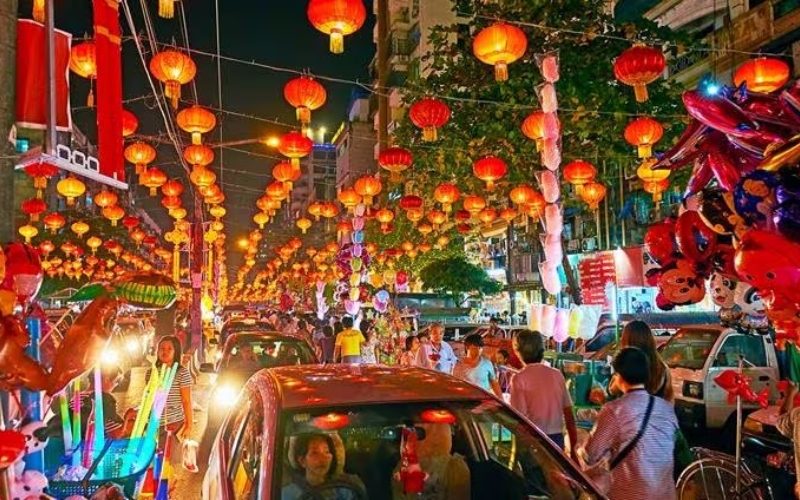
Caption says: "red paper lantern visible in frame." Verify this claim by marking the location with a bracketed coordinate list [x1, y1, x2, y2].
[69, 41, 97, 106]
[454, 209, 471, 223]
[509, 185, 539, 206]
[284, 76, 327, 127]
[521, 111, 545, 150]
[184, 144, 215, 166]
[141, 167, 167, 196]
[122, 216, 140, 231]
[354, 175, 382, 205]
[278, 131, 314, 168]
[462, 195, 486, 214]
[378, 147, 413, 181]
[399, 195, 423, 211]
[409, 98, 450, 142]
[161, 179, 184, 198]
[162, 196, 183, 211]
[733, 57, 790, 94]
[472, 23, 527, 82]
[624, 117, 664, 158]
[102, 205, 125, 226]
[473, 156, 508, 191]
[307, 0, 367, 54]
[375, 208, 395, 231]
[124, 141, 157, 175]
[177, 105, 217, 145]
[149, 50, 197, 108]
[43, 213, 65, 234]
[21, 198, 47, 222]
[272, 161, 302, 191]
[563, 160, 597, 194]
[266, 181, 289, 201]
[122, 109, 138, 138]
[24, 162, 59, 198]
[434, 183, 460, 212]
[613, 43, 665, 103]
[581, 181, 607, 210]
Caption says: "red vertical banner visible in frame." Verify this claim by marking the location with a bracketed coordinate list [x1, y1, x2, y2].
[15, 20, 72, 131]
[615, 246, 646, 288]
[93, 0, 125, 182]
[578, 251, 617, 310]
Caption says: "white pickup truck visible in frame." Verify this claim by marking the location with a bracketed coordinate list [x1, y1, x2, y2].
[662, 326, 780, 433]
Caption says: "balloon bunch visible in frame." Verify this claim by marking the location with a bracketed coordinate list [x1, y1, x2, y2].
[709, 272, 769, 334]
[713, 369, 769, 408]
[529, 304, 602, 342]
[534, 52, 564, 296]
[335, 204, 372, 317]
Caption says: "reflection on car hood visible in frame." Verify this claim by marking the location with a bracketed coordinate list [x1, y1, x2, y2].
[214, 370, 253, 390]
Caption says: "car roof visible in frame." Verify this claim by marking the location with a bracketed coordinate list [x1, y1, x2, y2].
[252, 365, 487, 410]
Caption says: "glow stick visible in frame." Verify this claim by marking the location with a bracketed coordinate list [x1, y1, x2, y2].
[82, 415, 94, 469]
[142, 363, 178, 446]
[131, 365, 162, 439]
[72, 378, 82, 466]
[93, 366, 105, 454]
[58, 392, 73, 452]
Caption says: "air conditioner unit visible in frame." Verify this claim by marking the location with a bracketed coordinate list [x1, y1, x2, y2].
[582, 237, 597, 251]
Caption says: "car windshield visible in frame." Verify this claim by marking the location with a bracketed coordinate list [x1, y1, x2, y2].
[223, 338, 314, 371]
[274, 399, 599, 500]
[661, 329, 719, 370]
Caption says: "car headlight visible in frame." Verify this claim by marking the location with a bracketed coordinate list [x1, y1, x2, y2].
[125, 338, 140, 353]
[213, 385, 238, 408]
[101, 349, 120, 366]
[683, 381, 703, 399]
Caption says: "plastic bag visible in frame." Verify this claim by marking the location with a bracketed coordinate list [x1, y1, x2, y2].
[182, 439, 199, 473]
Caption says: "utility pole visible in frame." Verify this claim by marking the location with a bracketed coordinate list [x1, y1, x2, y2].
[376, 0, 389, 152]
[0, 0, 19, 243]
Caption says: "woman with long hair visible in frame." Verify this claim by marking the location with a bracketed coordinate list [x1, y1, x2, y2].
[149, 335, 194, 445]
[618, 320, 673, 401]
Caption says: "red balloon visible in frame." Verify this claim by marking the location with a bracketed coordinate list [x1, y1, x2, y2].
[675, 210, 718, 264]
[644, 220, 678, 266]
[714, 369, 739, 392]
[735, 230, 800, 296]
[2, 243, 43, 305]
[0, 315, 48, 392]
[683, 89, 779, 142]
[0, 429, 25, 468]
[657, 258, 706, 306]
[47, 295, 120, 395]
[651, 119, 707, 171]
[712, 244, 737, 277]
[684, 155, 715, 199]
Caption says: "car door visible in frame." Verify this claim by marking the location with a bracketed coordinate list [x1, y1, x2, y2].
[227, 392, 265, 500]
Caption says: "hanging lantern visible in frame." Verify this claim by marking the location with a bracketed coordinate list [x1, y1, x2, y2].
[472, 23, 528, 82]
[307, 0, 367, 54]
[162, 195, 183, 212]
[278, 131, 314, 168]
[296, 217, 313, 234]
[266, 181, 289, 201]
[177, 105, 216, 145]
[57, 176, 86, 205]
[521, 111, 546, 150]
[94, 189, 118, 209]
[19, 225, 38, 243]
[69, 41, 97, 107]
[613, 43, 666, 103]
[473, 156, 508, 191]
[149, 50, 197, 109]
[636, 158, 670, 184]
[130, 229, 147, 246]
[427, 209, 447, 230]
[161, 179, 184, 198]
[733, 57, 790, 94]
[308, 201, 325, 221]
[462, 195, 486, 215]
[581, 181, 607, 210]
[159, 0, 175, 19]
[190, 165, 217, 188]
[209, 205, 226, 220]
[170, 207, 188, 221]
[102, 205, 125, 226]
[24, 162, 59, 198]
[86, 236, 103, 254]
[338, 188, 362, 211]
[500, 207, 517, 223]
[32, 0, 45, 22]
[21, 197, 47, 222]
[454, 209, 471, 223]
[184, 144, 215, 166]
[122, 109, 139, 138]
[399, 194, 423, 212]
[478, 208, 497, 227]
[71, 221, 90, 238]
[644, 178, 670, 202]
[563, 160, 597, 195]
[122, 216, 140, 231]
[509, 185, 538, 206]
[253, 212, 270, 229]
[273, 161, 302, 191]
[624, 117, 663, 158]
[437, 235, 451, 249]
[417, 223, 433, 236]
[378, 147, 414, 181]
[321, 203, 340, 219]
[124, 141, 157, 176]
[430, 184, 460, 214]
[354, 175, 382, 205]
[406, 208, 424, 224]
[375, 208, 395, 231]
[284, 76, 327, 129]
[409, 98, 450, 142]
[141, 167, 167, 196]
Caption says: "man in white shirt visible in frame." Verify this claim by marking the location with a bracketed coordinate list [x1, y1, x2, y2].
[415, 322, 457, 374]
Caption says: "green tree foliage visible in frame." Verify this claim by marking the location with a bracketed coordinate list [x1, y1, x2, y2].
[420, 255, 502, 304]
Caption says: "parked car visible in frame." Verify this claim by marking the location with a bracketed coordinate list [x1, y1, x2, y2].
[663, 326, 779, 434]
[217, 317, 274, 346]
[202, 365, 605, 500]
[199, 331, 317, 460]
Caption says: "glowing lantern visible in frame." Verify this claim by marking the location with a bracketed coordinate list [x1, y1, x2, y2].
[57, 176, 86, 205]
[21, 198, 47, 222]
[18, 224, 38, 243]
[734, 57, 790, 94]
[122, 216, 140, 231]
[375, 208, 395, 231]
[406, 209, 424, 224]
[71, 221, 90, 238]
[354, 175, 382, 205]
[24, 162, 59, 198]
[32, 0, 45, 22]
[289, 237, 303, 250]
[472, 23, 527, 82]
[130, 229, 147, 246]
[563, 160, 597, 195]
[378, 147, 413, 181]
[581, 181, 607, 210]
[454, 210, 471, 224]
[122, 109, 138, 138]
[161, 179, 184, 198]
[473, 156, 508, 191]
[278, 131, 314, 168]
[190, 165, 216, 188]
[159, 0, 176, 19]
[284, 76, 327, 128]
[69, 41, 97, 107]
[170, 207, 188, 221]
[462, 195, 486, 215]
[521, 111, 545, 150]
[296, 217, 313, 234]
[210, 205, 226, 220]
[184, 144, 214, 166]
[409, 98, 450, 142]
[273, 161, 301, 191]
[266, 181, 289, 201]
[321, 203, 340, 219]
[142, 167, 167, 196]
[418, 242, 432, 253]
[307, 0, 367, 54]
[437, 235, 451, 248]
[500, 207, 517, 223]
[94, 189, 118, 209]
[308, 201, 325, 221]
[124, 141, 157, 175]
[149, 50, 197, 108]
[253, 212, 270, 229]
[434, 183, 460, 212]
[478, 208, 497, 227]
[427, 209, 447, 230]
[102, 205, 125, 226]
[509, 185, 537, 206]
[399, 194, 423, 212]
[338, 188, 362, 211]
[624, 117, 663, 158]
[644, 178, 670, 202]
[161, 195, 182, 213]
[613, 43, 666, 103]
[177, 105, 216, 145]
[86, 236, 103, 254]
[636, 158, 670, 184]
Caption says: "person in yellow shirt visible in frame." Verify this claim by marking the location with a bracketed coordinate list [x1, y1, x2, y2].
[334, 316, 366, 363]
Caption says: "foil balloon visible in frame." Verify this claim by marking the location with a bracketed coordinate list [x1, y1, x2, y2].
[352, 230, 365, 245]
[704, 147, 743, 193]
[675, 210, 718, 263]
[0, 290, 15, 316]
[712, 243, 737, 277]
[644, 219, 678, 266]
[0, 245, 5, 283]
[758, 132, 800, 173]
[683, 89, 770, 141]
[651, 119, 707, 171]
[709, 272, 737, 308]
[0, 429, 25, 468]
[733, 170, 777, 225]
[774, 166, 800, 241]
[345, 300, 361, 316]
[2, 243, 43, 305]
[537, 170, 560, 203]
[735, 230, 800, 295]
[733, 281, 765, 317]
[352, 217, 365, 231]
[657, 259, 706, 306]
[47, 296, 120, 395]
[684, 156, 716, 199]
[0, 315, 49, 391]
[396, 270, 408, 286]
[697, 189, 743, 235]
[111, 271, 177, 310]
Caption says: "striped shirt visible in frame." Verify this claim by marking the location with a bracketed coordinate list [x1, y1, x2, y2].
[146, 366, 193, 426]
[583, 389, 678, 500]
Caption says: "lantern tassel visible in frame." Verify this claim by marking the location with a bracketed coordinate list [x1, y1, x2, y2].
[159, 0, 175, 19]
[494, 62, 509, 82]
[291, 158, 300, 169]
[638, 144, 652, 158]
[191, 132, 202, 145]
[87, 87, 95, 109]
[422, 126, 437, 142]
[33, 0, 44, 22]
[297, 107, 311, 125]
[173, 247, 180, 283]
[329, 30, 344, 54]
[633, 83, 649, 103]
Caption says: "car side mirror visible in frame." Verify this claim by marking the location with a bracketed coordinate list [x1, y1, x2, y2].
[200, 362, 216, 373]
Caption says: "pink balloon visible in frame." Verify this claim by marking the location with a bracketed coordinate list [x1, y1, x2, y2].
[540, 83, 558, 113]
[539, 260, 562, 295]
[553, 308, 570, 343]
[539, 304, 556, 337]
[537, 170, 560, 203]
[544, 204, 563, 235]
[542, 139, 561, 171]
[352, 217, 365, 231]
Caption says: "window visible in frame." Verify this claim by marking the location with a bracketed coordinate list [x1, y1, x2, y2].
[228, 392, 264, 500]
[662, 329, 719, 370]
[714, 334, 767, 368]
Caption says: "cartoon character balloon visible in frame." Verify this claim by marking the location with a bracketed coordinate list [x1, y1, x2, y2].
[2, 243, 43, 306]
[709, 272, 737, 309]
[0, 315, 49, 391]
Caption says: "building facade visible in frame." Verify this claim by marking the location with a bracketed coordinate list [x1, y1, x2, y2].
[333, 90, 377, 189]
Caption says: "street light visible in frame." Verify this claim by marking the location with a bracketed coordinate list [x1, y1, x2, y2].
[238, 238, 250, 250]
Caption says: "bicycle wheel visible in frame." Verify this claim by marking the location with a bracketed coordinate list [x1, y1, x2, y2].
[676, 458, 765, 500]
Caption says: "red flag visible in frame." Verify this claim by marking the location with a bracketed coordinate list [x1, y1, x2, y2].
[15, 20, 72, 131]
[93, 0, 125, 182]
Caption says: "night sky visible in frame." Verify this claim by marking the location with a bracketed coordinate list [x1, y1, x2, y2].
[18, 0, 376, 256]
